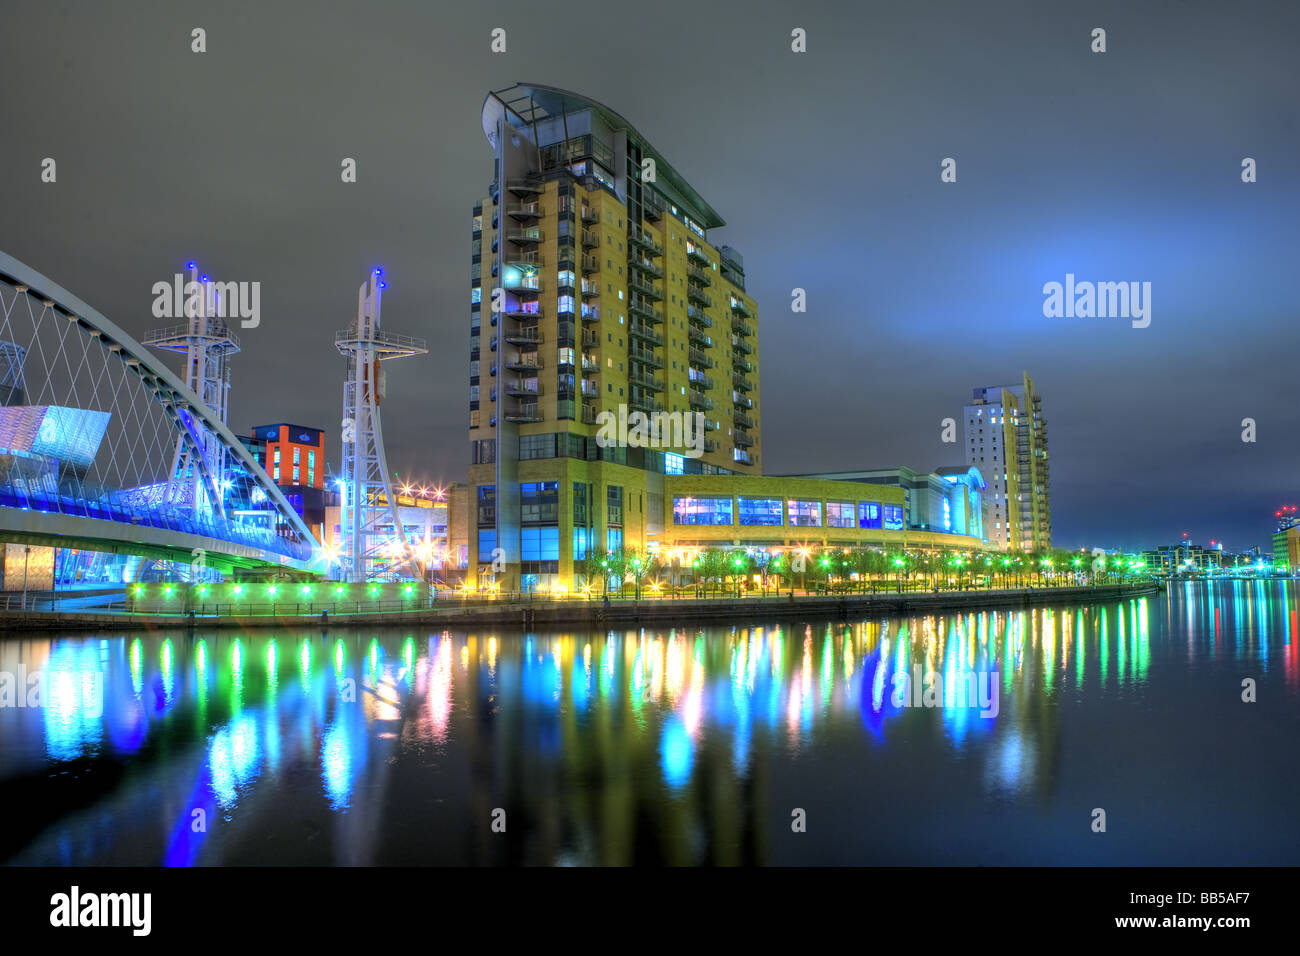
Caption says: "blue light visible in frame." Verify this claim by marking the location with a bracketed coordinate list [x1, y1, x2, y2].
[378, 281, 387, 289]
[200, 274, 210, 282]
[186, 261, 196, 269]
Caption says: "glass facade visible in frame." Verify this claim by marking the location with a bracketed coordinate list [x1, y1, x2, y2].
[826, 501, 855, 528]
[859, 502, 881, 529]
[672, 496, 733, 526]
[883, 504, 905, 530]
[737, 497, 782, 526]
[788, 499, 822, 527]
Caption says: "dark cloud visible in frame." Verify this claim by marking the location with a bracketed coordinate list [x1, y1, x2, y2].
[2, 0, 1296, 551]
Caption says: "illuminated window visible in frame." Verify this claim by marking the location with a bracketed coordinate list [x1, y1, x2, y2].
[858, 502, 882, 529]
[788, 500, 822, 527]
[826, 501, 855, 528]
[672, 496, 733, 526]
[738, 497, 782, 526]
[883, 505, 905, 530]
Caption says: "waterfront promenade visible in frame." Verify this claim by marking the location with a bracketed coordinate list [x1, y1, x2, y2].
[0, 582, 1159, 632]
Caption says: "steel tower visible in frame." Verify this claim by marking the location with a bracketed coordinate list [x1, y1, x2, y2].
[335, 269, 427, 582]
[144, 262, 239, 519]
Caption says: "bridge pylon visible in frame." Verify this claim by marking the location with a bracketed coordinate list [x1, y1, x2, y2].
[334, 269, 426, 582]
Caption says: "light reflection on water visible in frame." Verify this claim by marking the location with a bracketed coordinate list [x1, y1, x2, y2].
[1, 581, 1298, 865]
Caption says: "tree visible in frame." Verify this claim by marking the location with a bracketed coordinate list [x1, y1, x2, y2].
[600, 549, 626, 597]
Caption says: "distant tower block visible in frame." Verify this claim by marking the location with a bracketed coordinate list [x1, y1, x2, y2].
[335, 269, 427, 582]
[144, 262, 240, 518]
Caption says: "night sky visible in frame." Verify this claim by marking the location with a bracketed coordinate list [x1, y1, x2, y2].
[2, 0, 1297, 551]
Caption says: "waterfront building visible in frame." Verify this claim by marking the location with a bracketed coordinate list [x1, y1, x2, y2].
[248, 423, 330, 542]
[786, 465, 988, 540]
[464, 84, 992, 592]
[1272, 507, 1300, 571]
[964, 372, 1051, 551]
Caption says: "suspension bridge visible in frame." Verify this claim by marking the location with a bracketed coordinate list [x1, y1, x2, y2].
[0, 250, 322, 577]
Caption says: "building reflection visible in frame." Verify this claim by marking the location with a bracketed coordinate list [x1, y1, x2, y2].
[1, 580, 1297, 865]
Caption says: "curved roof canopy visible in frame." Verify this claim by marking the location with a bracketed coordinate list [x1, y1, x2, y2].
[482, 82, 726, 230]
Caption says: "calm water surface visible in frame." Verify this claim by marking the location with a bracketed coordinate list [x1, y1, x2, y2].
[2, 580, 1297, 865]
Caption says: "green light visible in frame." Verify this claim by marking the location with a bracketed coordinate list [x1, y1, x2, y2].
[335, 585, 345, 594]
[134, 584, 144, 595]
[233, 584, 243, 595]
[164, 585, 174, 596]
[403, 585, 413, 595]
[268, 584, 278, 596]
[301, 585, 312, 596]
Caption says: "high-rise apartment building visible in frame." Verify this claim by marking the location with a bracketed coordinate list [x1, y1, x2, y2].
[468, 84, 761, 591]
[963, 372, 1050, 551]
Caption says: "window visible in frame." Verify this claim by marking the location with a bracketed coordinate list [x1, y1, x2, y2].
[883, 504, 905, 530]
[308, 450, 315, 482]
[607, 486, 623, 526]
[293, 447, 300, 464]
[573, 482, 588, 526]
[858, 502, 882, 529]
[521, 526, 560, 561]
[519, 433, 556, 461]
[738, 497, 783, 526]
[606, 527, 623, 552]
[520, 481, 559, 524]
[573, 527, 590, 560]
[477, 486, 496, 527]
[477, 529, 496, 560]
[788, 499, 822, 527]
[673, 496, 733, 525]
[827, 501, 855, 528]
[664, 452, 685, 475]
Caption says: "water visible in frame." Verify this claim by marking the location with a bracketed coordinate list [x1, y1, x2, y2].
[1, 580, 1297, 866]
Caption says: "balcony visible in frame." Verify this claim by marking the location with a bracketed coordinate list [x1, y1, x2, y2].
[504, 326, 542, 346]
[581, 229, 600, 250]
[731, 316, 753, 336]
[629, 345, 664, 368]
[734, 428, 755, 448]
[505, 380, 542, 398]
[505, 227, 543, 245]
[505, 179, 543, 195]
[580, 205, 599, 224]
[733, 393, 754, 410]
[686, 285, 713, 308]
[506, 202, 543, 220]
[686, 305, 711, 328]
[581, 329, 599, 348]
[688, 347, 713, 369]
[580, 280, 600, 298]
[629, 321, 664, 347]
[580, 305, 601, 323]
[733, 449, 755, 466]
[505, 356, 542, 373]
[501, 273, 541, 293]
[687, 325, 710, 347]
[629, 371, 664, 392]
[687, 265, 712, 286]
[502, 305, 542, 320]
[733, 410, 754, 429]
[733, 357, 754, 376]
[629, 299, 664, 324]
[690, 372, 714, 390]
[505, 403, 543, 423]
[686, 243, 710, 267]
[629, 277, 662, 301]
[731, 336, 752, 355]
[631, 257, 663, 279]
[628, 226, 663, 257]
[581, 403, 599, 424]
[703, 438, 718, 453]
[581, 356, 599, 374]
[581, 255, 600, 275]
[729, 296, 753, 318]
[733, 372, 753, 392]
[688, 388, 713, 410]
[628, 396, 665, 415]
